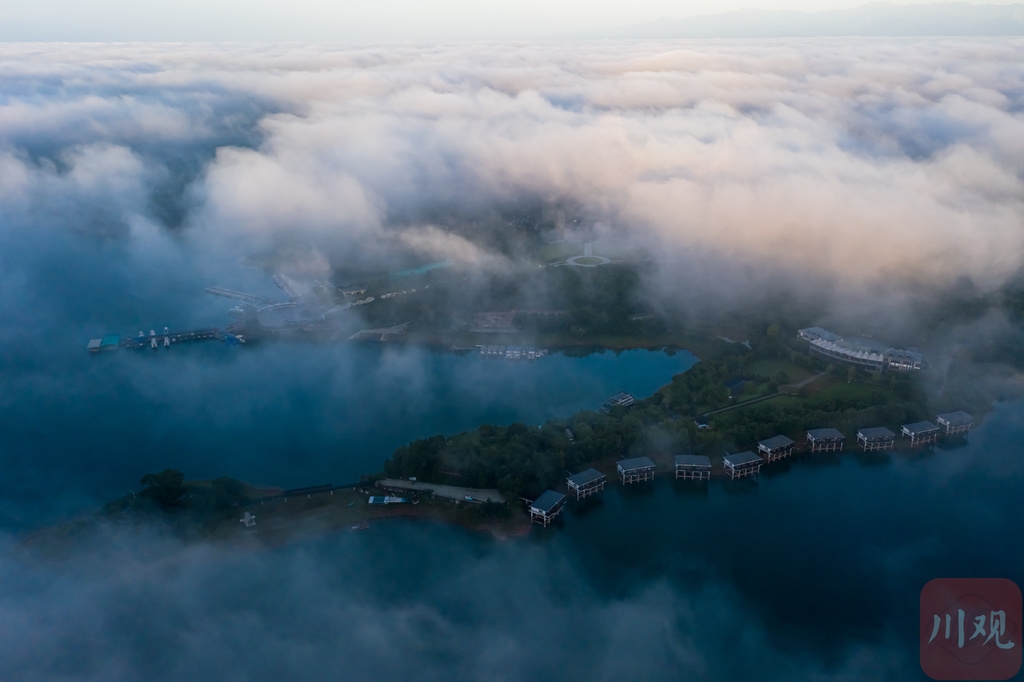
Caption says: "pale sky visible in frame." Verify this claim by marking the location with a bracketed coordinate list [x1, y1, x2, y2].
[1, 0, 1021, 41]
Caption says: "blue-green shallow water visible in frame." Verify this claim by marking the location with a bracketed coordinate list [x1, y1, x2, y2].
[0, 344, 694, 528]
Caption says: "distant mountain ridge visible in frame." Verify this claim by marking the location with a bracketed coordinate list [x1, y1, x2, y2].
[578, 3, 1024, 38]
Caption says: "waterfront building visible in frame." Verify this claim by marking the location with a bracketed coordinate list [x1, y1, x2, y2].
[600, 391, 635, 413]
[757, 435, 795, 463]
[529, 490, 566, 526]
[674, 454, 711, 481]
[566, 468, 606, 500]
[902, 421, 940, 446]
[857, 427, 896, 451]
[723, 451, 762, 479]
[936, 411, 974, 436]
[368, 495, 408, 505]
[806, 428, 845, 453]
[797, 327, 923, 372]
[617, 456, 655, 484]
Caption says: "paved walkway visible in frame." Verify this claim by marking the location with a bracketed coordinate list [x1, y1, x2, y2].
[377, 479, 506, 504]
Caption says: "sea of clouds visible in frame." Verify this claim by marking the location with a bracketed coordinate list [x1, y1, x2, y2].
[3, 40, 1024, 294]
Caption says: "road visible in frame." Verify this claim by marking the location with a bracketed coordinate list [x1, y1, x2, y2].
[377, 479, 506, 504]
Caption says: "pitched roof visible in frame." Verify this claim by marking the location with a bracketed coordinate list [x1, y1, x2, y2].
[617, 456, 655, 471]
[567, 468, 605, 487]
[936, 411, 973, 426]
[858, 426, 895, 440]
[724, 451, 760, 466]
[531, 490, 565, 514]
[807, 428, 844, 440]
[758, 435, 795, 450]
[674, 454, 711, 467]
[902, 421, 939, 435]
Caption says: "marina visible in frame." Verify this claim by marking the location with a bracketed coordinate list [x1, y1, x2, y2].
[478, 345, 548, 360]
[88, 327, 245, 352]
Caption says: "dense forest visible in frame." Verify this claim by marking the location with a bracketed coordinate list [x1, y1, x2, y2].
[383, 325, 938, 500]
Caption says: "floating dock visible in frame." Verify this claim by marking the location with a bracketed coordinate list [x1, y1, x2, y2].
[88, 327, 245, 353]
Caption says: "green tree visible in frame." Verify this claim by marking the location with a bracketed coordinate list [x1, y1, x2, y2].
[139, 468, 186, 508]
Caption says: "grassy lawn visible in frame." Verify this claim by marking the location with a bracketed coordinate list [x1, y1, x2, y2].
[809, 379, 879, 403]
[591, 242, 647, 261]
[744, 359, 816, 383]
[537, 242, 581, 263]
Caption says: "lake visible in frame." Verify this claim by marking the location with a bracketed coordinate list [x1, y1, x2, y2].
[0, 342, 695, 527]
[1, 340, 1022, 680]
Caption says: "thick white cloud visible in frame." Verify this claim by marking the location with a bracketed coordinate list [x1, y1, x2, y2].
[2, 39, 1024, 293]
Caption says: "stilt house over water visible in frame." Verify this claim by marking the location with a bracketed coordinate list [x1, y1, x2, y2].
[674, 454, 711, 481]
[566, 468, 606, 500]
[806, 428, 844, 453]
[936, 411, 973, 436]
[857, 427, 896, 451]
[617, 456, 655, 484]
[757, 435, 795, 463]
[723, 451, 762, 479]
[529, 490, 566, 527]
[901, 421, 940, 446]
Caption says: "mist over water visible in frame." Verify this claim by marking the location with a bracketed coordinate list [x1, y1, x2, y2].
[2, 397, 1021, 681]
[2, 38, 1024, 680]
[0, 344, 694, 529]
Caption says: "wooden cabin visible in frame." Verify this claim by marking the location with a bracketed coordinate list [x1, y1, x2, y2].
[856, 427, 896, 451]
[757, 435, 795, 463]
[617, 456, 655, 484]
[529, 490, 566, 527]
[674, 454, 711, 481]
[566, 468, 606, 500]
[806, 428, 844, 453]
[901, 421, 940, 446]
[723, 451, 762, 479]
[936, 411, 973, 436]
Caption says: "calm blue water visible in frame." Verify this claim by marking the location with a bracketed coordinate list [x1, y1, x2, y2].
[1, 338, 1022, 680]
[0, 343, 694, 527]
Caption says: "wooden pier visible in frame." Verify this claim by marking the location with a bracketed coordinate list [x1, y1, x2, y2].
[757, 435, 795, 463]
[857, 427, 896, 451]
[807, 428, 844, 453]
[617, 456, 655, 484]
[723, 451, 762, 479]
[674, 454, 711, 481]
[123, 328, 222, 350]
[566, 468, 606, 500]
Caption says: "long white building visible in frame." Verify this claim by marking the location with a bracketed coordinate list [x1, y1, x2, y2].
[798, 327, 923, 371]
